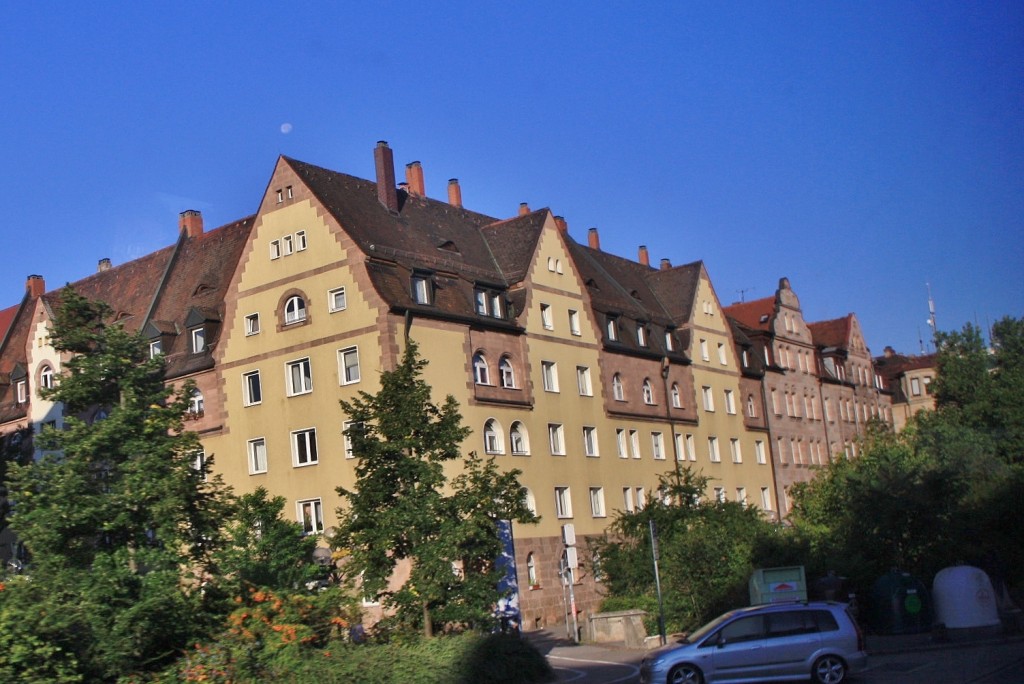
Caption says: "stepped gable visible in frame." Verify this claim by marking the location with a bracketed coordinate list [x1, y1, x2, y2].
[808, 315, 853, 349]
[145, 216, 255, 378]
[645, 260, 703, 326]
[724, 296, 776, 331]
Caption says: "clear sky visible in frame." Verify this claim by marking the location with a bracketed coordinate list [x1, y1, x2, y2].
[2, 2, 1021, 355]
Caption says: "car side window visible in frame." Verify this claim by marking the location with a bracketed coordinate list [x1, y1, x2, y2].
[717, 615, 765, 644]
[812, 610, 840, 632]
[766, 611, 815, 637]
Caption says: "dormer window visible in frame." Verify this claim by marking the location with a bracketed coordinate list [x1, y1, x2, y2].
[276, 189, 283, 203]
[637, 325, 648, 347]
[606, 316, 618, 341]
[191, 327, 207, 354]
[412, 274, 432, 305]
[286, 185, 294, 200]
[16, 380, 27, 404]
[284, 296, 307, 325]
[150, 340, 163, 358]
[665, 330, 675, 351]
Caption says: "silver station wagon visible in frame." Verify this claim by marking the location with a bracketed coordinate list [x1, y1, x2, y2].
[640, 601, 867, 684]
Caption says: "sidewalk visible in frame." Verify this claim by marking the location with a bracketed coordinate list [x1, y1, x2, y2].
[865, 627, 1024, 655]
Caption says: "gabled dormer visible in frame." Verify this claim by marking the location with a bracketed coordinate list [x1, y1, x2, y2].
[142, 320, 178, 359]
[185, 307, 221, 355]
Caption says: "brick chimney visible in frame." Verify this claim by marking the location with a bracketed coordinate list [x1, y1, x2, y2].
[98, 258, 112, 272]
[554, 216, 568, 233]
[374, 141, 399, 212]
[660, 258, 672, 270]
[588, 227, 601, 250]
[638, 245, 650, 266]
[447, 178, 462, 208]
[26, 275, 45, 298]
[519, 202, 530, 216]
[405, 161, 425, 196]
[179, 209, 203, 237]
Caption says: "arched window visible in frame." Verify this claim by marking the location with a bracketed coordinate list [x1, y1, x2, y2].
[499, 356, 516, 388]
[39, 365, 54, 390]
[526, 552, 538, 586]
[747, 394, 757, 418]
[510, 421, 529, 455]
[612, 373, 624, 401]
[670, 383, 681, 408]
[484, 418, 504, 454]
[284, 295, 307, 324]
[189, 388, 205, 416]
[642, 379, 655, 405]
[473, 353, 490, 385]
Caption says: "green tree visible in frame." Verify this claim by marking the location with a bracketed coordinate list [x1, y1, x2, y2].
[0, 287, 233, 682]
[331, 340, 537, 637]
[0, 426, 33, 548]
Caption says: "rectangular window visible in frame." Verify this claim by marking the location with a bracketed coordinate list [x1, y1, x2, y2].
[718, 342, 727, 365]
[191, 327, 206, 354]
[248, 437, 268, 474]
[637, 325, 648, 347]
[708, 436, 721, 462]
[714, 487, 725, 503]
[730, 438, 742, 463]
[629, 429, 641, 459]
[548, 424, 565, 455]
[541, 361, 559, 392]
[297, 499, 324, 535]
[555, 486, 573, 518]
[412, 275, 431, 304]
[489, 293, 503, 319]
[583, 426, 599, 457]
[286, 358, 313, 396]
[651, 431, 665, 460]
[772, 389, 781, 415]
[616, 428, 628, 458]
[761, 487, 772, 511]
[623, 487, 635, 513]
[245, 312, 261, 336]
[674, 433, 685, 461]
[540, 303, 553, 330]
[635, 487, 646, 510]
[343, 420, 361, 459]
[589, 487, 606, 517]
[276, 189, 284, 203]
[910, 377, 921, 396]
[700, 339, 709, 361]
[576, 366, 592, 396]
[686, 434, 696, 461]
[736, 487, 746, 506]
[243, 371, 262, 406]
[665, 330, 675, 351]
[329, 287, 347, 313]
[339, 347, 360, 385]
[568, 309, 581, 336]
[295, 230, 307, 251]
[282, 234, 294, 256]
[149, 340, 163, 358]
[606, 317, 618, 341]
[293, 427, 319, 466]
[286, 185, 294, 199]
[270, 239, 281, 259]
[724, 389, 735, 414]
[192, 450, 207, 481]
[755, 440, 766, 464]
[702, 386, 715, 412]
[474, 289, 488, 315]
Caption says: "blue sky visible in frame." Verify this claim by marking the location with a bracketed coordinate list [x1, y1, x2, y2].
[2, 2, 1021, 355]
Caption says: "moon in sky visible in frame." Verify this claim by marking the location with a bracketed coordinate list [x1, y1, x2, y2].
[280, 123, 293, 134]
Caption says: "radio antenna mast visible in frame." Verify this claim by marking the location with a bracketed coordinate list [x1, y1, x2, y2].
[926, 283, 937, 347]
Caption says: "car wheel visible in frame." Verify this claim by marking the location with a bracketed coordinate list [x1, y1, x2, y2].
[667, 663, 703, 684]
[812, 654, 847, 684]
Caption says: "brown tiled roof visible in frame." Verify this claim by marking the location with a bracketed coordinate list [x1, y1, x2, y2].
[873, 351, 937, 380]
[645, 261, 703, 326]
[808, 315, 853, 349]
[0, 298, 32, 422]
[0, 304, 17, 345]
[723, 296, 775, 331]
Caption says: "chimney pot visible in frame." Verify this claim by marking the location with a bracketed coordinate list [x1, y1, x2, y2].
[405, 161, 425, 196]
[374, 141, 399, 212]
[660, 258, 672, 270]
[179, 209, 203, 237]
[98, 258, 112, 272]
[554, 216, 568, 233]
[447, 178, 462, 208]
[588, 227, 601, 250]
[26, 274, 45, 298]
[638, 245, 650, 266]
[518, 202, 530, 216]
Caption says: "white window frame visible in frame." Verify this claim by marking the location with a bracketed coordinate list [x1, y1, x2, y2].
[730, 438, 742, 463]
[474, 353, 491, 385]
[651, 431, 665, 460]
[245, 312, 261, 336]
[191, 327, 206, 354]
[284, 295, 307, 325]
[717, 342, 727, 365]
[635, 487, 646, 509]
[149, 340, 163, 358]
[39, 365, 54, 390]
[412, 275, 431, 304]
[724, 389, 736, 415]
[484, 419, 504, 455]
[474, 289, 488, 315]
[623, 487, 635, 513]
[282, 234, 294, 256]
[541, 361, 559, 393]
[16, 380, 26, 404]
[343, 420, 361, 459]
[248, 437, 268, 474]
[612, 373, 624, 401]
[755, 440, 766, 465]
[286, 357, 313, 396]
[761, 487, 772, 511]
[665, 331, 675, 351]
[270, 239, 281, 259]
[568, 309, 581, 336]
[714, 487, 725, 503]
[576, 366, 592, 396]
[510, 421, 529, 455]
[328, 287, 347, 313]
[555, 486, 573, 518]
[709, 436, 721, 462]
[642, 379, 655, 405]
[671, 383, 681, 408]
[606, 317, 618, 341]
[339, 347, 361, 385]
[548, 423, 565, 455]
[540, 303, 553, 330]
[292, 427, 319, 466]
[629, 429, 640, 459]
[637, 325, 647, 347]
[700, 338, 709, 361]
[702, 386, 715, 412]
[189, 388, 204, 415]
[297, 498, 324, 535]
[499, 356, 516, 388]
[686, 433, 696, 461]
[616, 428, 628, 458]
[582, 426, 599, 457]
[589, 487, 606, 518]
[295, 230, 307, 251]
[674, 433, 685, 461]
[243, 370, 263, 406]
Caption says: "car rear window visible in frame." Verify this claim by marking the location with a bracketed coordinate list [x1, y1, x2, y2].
[812, 610, 840, 632]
